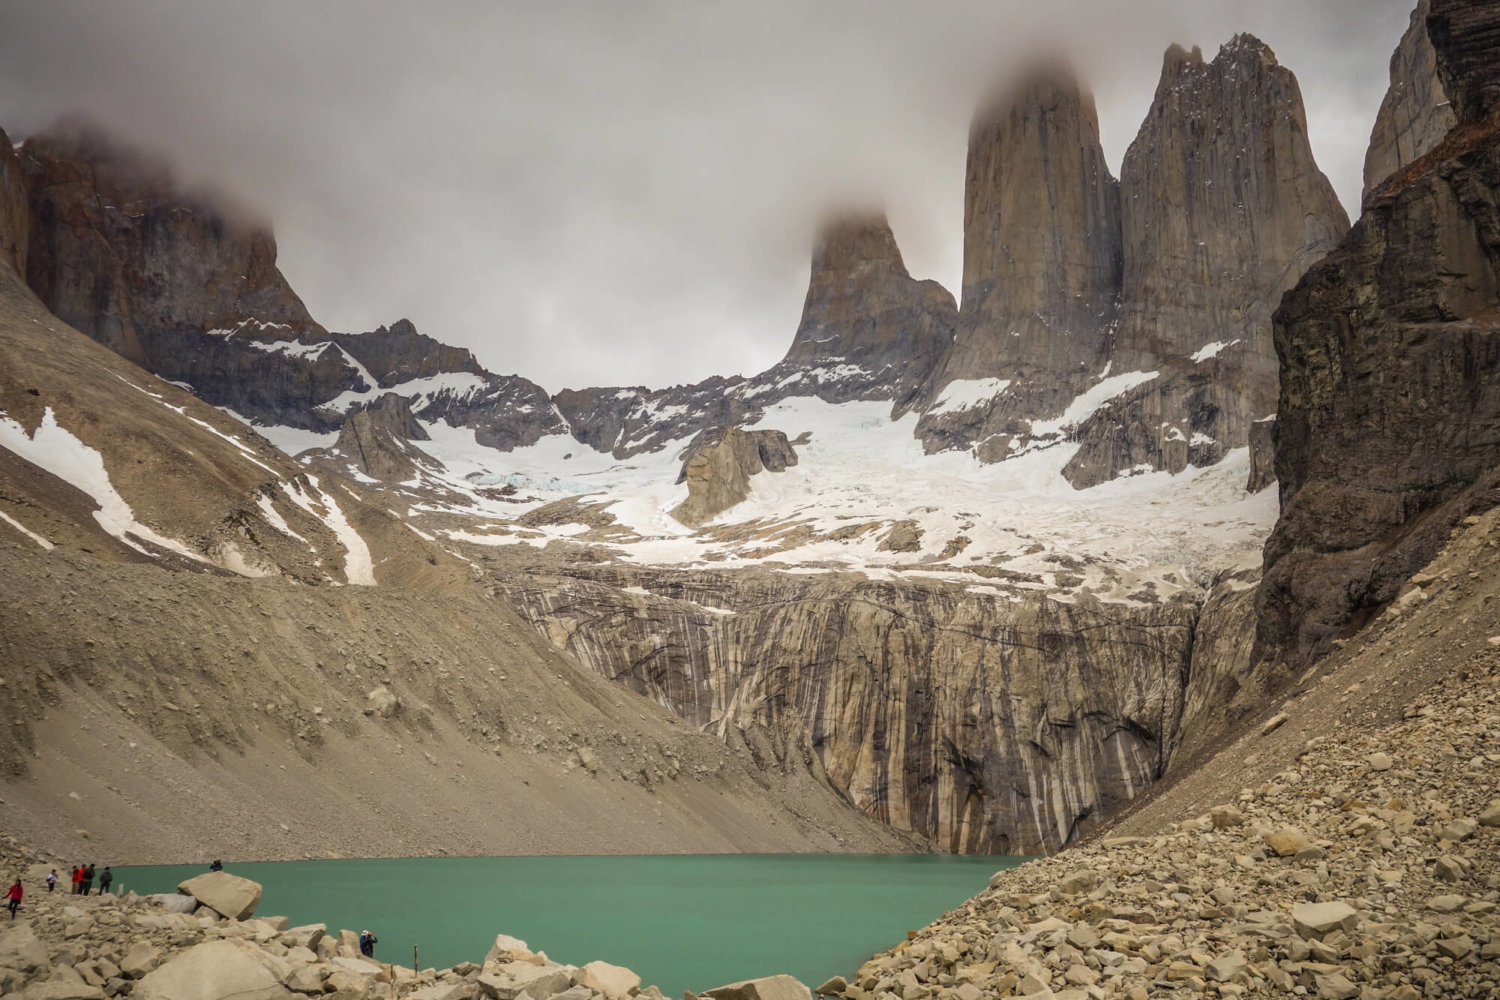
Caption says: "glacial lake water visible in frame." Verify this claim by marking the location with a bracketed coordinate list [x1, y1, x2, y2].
[115, 854, 1024, 995]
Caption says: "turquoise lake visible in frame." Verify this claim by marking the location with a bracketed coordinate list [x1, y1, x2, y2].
[115, 854, 1025, 995]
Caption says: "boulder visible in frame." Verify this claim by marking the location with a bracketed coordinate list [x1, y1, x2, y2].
[578, 960, 641, 1000]
[133, 941, 292, 1000]
[407, 985, 475, 1000]
[176, 872, 262, 921]
[280, 923, 326, 951]
[119, 941, 162, 979]
[18, 982, 105, 1000]
[147, 893, 198, 914]
[1291, 901, 1359, 939]
[1263, 828, 1310, 857]
[703, 975, 814, 1000]
[0, 923, 51, 973]
[1479, 800, 1500, 827]
[364, 686, 400, 718]
[484, 933, 532, 964]
[812, 977, 847, 995]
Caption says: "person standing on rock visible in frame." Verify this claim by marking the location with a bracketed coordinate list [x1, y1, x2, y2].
[82, 863, 95, 895]
[71, 865, 82, 894]
[6, 878, 21, 918]
[359, 929, 377, 958]
[209, 859, 223, 872]
[98, 867, 112, 895]
[45, 869, 56, 892]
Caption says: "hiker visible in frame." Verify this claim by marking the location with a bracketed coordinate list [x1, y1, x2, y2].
[6, 879, 20, 919]
[82, 863, 96, 895]
[71, 865, 83, 894]
[359, 929, 377, 958]
[45, 870, 57, 892]
[209, 859, 223, 872]
[98, 867, 113, 895]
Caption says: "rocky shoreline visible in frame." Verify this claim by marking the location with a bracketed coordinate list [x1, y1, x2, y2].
[844, 652, 1499, 999]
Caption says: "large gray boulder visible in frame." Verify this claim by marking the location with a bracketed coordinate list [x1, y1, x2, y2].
[0, 922, 51, 973]
[133, 941, 292, 1000]
[578, 961, 641, 1000]
[703, 975, 814, 1000]
[176, 872, 262, 921]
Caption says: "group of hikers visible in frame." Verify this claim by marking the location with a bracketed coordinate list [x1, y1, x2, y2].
[7, 863, 115, 919]
[59, 863, 113, 895]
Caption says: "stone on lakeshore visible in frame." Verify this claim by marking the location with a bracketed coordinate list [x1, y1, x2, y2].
[408, 985, 475, 1000]
[579, 961, 641, 1000]
[1426, 895, 1467, 913]
[1210, 805, 1244, 829]
[1291, 901, 1359, 939]
[119, 941, 162, 979]
[1205, 951, 1247, 983]
[176, 872, 262, 921]
[1435, 936, 1472, 960]
[518, 969, 572, 999]
[484, 933, 532, 964]
[812, 977, 847, 995]
[1314, 972, 1359, 999]
[478, 964, 560, 999]
[1478, 800, 1500, 827]
[133, 941, 291, 1000]
[323, 969, 372, 995]
[147, 893, 198, 914]
[281, 923, 325, 950]
[703, 975, 813, 1000]
[1440, 817, 1477, 842]
[17, 982, 105, 1000]
[1368, 752, 1392, 771]
[1057, 870, 1100, 894]
[1065, 925, 1099, 950]
[1434, 856, 1465, 882]
[1260, 713, 1288, 736]
[1263, 828, 1311, 857]
[283, 966, 324, 994]
[546, 989, 594, 1000]
[0, 923, 51, 973]
[337, 929, 361, 957]
[332, 957, 384, 976]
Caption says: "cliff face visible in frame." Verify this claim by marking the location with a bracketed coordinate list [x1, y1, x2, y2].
[0, 128, 27, 280]
[1062, 37, 1348, 488]
[917, 63, 1121, 460]
[1364, 0, 1457, 199]
[1259, 0, 1500, 666]
[21, 121, 323, 370]
[779, 214, 955, 410]
[498, 564, 1205, 855]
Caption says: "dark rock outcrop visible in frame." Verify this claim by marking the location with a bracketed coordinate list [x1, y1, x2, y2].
[1062, 37, 1348, 488]
[1258, 0, 1500, 665]
[671, 427, 797, 526]
[334, 392, 433, 481]
[1364, 0, 1457, 199]
[332, 318, 485, 388]
[0, 127, 27, 279]
[1246, 417, 1276, 494]
[918, 61, 1122, 460]
[21, 120, 323, 370]
[779, 213, 955, 411]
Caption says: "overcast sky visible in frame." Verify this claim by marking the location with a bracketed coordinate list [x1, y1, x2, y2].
[0, 0, 1414, 391]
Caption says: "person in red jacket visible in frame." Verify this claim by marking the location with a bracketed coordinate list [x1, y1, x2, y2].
[6, 879, 21, 919]
[71, 866, 83, 894]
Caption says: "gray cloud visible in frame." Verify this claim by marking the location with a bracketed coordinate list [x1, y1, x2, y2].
[0, 0, 1414, 390]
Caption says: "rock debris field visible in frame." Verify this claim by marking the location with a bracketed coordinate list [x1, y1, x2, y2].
[844, 653, 1499, 999]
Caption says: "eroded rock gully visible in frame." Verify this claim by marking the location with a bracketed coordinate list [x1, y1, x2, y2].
[490, 561, 1262, 856]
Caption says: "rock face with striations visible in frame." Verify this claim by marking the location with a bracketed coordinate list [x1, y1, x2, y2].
[1259, 0, 1500, 665]
[499, 565, 1215, 855]
[670, 427, 797, 526]
[775, 212, 955, 411]
[918, 61, 1121, 461]
[329, 318, 485, 388]
[1363, 0, 1457, 199]
[1062, 37, 1348, 488]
